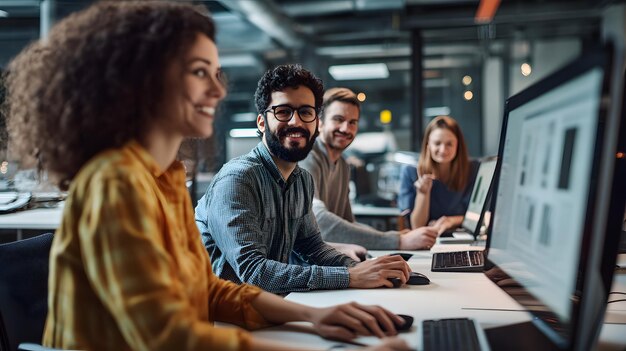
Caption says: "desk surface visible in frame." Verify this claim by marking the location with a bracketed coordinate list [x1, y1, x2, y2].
[251, 248, 626, 350]
[0, 204, 63, 230]
[351, 204, 401, 217]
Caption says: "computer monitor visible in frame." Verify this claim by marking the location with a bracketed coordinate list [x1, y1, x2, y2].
[462, 156, 497, 237]
[484, 44, 626, 351]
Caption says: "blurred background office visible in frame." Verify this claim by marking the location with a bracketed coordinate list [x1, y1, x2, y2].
[0, 0, 624, 207]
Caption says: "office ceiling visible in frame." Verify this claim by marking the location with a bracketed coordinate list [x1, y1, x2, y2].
[0, 0, 620, 101]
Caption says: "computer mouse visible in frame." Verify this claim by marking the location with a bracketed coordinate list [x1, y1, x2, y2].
[396, 314, 414, 332]
[440, 231, 454, 238]
[387, 277, 402, 288]
[407, 272, 430, 285]
[389, 252, 413, 261]
[377, 314, 414, 333]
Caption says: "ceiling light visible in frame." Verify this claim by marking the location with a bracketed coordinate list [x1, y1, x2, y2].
[328, 63, 389, 81]
[357, 92, 366, 102]
[424, 107, 451, 117]
[229, 128, 259, 138]
[220, 54, 259, 68]
[462, 75, 472, 85]
[521, 62, 532, 76]
[0, 10, 7, 17]
[464, 91, 474, 101]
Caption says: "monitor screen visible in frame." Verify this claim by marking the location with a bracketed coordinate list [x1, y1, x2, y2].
[462, 157, 497, 235]
[485, 46, 625, 351]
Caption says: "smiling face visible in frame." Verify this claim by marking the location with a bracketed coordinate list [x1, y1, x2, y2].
[319, 100, 359, 157]
[427, 127, 458, 165]
[257, 86, 319, 162]
[158, 33, 226, 139]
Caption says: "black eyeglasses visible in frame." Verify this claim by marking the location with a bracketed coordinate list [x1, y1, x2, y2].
[263, 104, 318, 123]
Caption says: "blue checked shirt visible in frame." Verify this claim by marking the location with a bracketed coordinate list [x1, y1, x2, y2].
[195, 142, 357, 294]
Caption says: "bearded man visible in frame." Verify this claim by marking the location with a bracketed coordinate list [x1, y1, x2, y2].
[195, 65, 410, 294]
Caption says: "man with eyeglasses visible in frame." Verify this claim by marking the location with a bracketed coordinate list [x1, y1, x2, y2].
[195, 64, 411, 294]
[299, 87, 438, 251]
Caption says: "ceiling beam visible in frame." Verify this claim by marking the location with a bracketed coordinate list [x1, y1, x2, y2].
[217, 0, 306, 49]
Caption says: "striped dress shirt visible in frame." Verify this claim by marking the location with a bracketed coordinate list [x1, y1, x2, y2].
[196, 142, 357, 294]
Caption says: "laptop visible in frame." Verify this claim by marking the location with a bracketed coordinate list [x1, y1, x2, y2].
[437, 157, 497, 244]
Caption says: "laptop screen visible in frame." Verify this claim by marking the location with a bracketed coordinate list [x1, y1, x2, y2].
[461, 158, 497, 236]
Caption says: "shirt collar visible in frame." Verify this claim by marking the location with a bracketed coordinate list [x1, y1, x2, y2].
[254, 142, 302, 185]
[126, 140, 185, 180]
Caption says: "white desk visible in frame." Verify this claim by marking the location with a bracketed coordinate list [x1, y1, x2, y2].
[0, 204, 63, 240]
[351, 204, 401, 217]
[251, 248, 626, 350]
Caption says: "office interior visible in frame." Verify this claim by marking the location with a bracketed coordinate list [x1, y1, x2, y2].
[0, 0, 623, 208]
[0, 1, 626, 351]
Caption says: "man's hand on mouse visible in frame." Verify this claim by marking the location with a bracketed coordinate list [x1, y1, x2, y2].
[348, 255, 411, 288]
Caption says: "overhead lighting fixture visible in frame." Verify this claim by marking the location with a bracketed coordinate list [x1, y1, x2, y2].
[475, 0, 501, 24]
[424, 107, 451, 117]
[521, 62, 532, 76]
[0, 10, 8, 18]
[328, 63, 389, 81]
[229, 128, 259, 138]
[220, 54, 259, 68]
[357, 92, 366, 102]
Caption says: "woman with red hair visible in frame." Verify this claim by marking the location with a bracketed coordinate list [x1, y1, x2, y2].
[398, 116, 479, 233]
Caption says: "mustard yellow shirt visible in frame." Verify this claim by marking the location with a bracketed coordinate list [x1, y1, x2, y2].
[43, 141, 270, 351]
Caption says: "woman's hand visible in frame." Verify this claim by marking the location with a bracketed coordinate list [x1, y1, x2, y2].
[330, 242, 368, 262]
[433, 215, 463, 234]
[309, 302, 406, 341]
[433, 216, 453, 233]
[413, 173, 434, 194]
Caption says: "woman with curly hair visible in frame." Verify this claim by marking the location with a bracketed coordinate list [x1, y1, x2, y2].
[398, 116, 479, 233]
[3, 2, 410, 351]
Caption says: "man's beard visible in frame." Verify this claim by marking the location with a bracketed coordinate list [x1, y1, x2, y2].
[265, 122, 319, 162]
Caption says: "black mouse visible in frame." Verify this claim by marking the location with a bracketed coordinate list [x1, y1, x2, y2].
[439, 231, 454, 238]
[396, 314, 414, 332]
[377, 314, 414, 333]
[387, 277, 402, 288]
[407, 272, 430, 285]
[389, 252, 413, 261]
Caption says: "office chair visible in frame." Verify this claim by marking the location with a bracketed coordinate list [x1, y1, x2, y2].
[0, 233, 57, 351]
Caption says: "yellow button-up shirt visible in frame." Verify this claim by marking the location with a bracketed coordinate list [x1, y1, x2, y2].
[43, 141, 270, 351]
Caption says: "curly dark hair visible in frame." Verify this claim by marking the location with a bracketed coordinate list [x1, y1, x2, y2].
[254, 63, 324, 113]
[2, 1, 215, 190]
[253, 64, 324, 139]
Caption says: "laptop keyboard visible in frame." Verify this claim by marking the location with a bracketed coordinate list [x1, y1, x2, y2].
[431, 251, 484, 272]
[422, 318, 482, 351]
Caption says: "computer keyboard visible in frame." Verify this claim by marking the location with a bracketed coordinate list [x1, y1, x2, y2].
[431, 250, 484, 272]
[422, 318, 483, 351]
